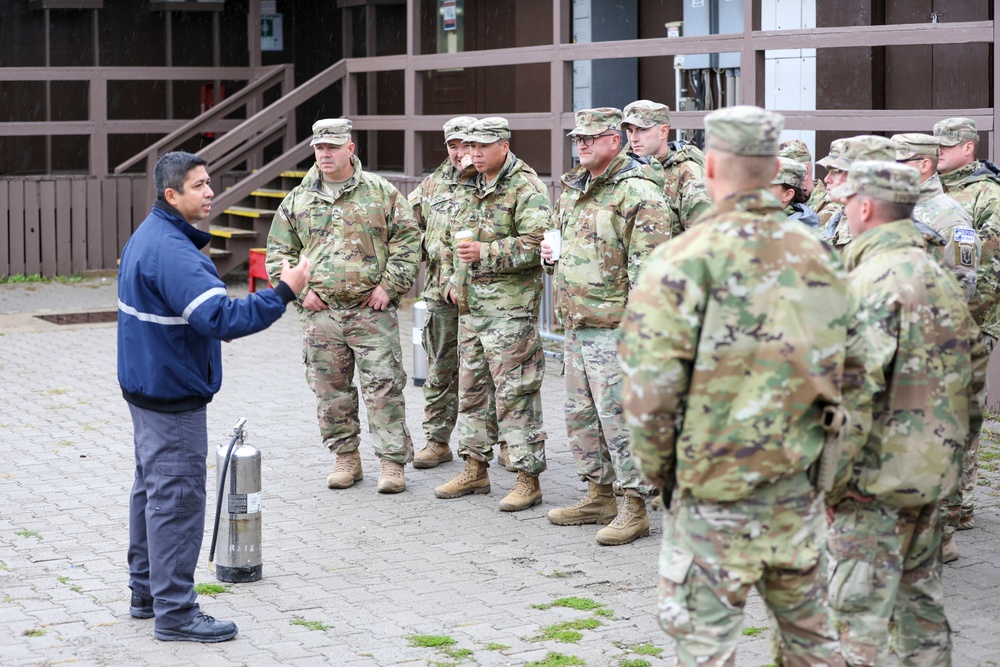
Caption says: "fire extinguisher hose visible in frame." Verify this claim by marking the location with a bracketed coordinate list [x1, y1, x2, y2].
[208, 420, 245, 571]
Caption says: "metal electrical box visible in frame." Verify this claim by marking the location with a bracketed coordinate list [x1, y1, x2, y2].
[683, 0, 744, 70]
[572, 0, 638, 111]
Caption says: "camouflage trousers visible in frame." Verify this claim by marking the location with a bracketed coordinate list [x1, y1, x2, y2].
[564, 327, 654, 497]
[827, 500, 950, 667]
[457, 315, 546, 475]
[658, 473, 842, 667]
[421, 299, 459, 446]
[941, 334, 993, 533]
[301, 306, 413, 464]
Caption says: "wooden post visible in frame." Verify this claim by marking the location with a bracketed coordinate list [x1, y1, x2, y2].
[740, 0, 764, 107]
[549, 0, 570, 181]
[404, 0, 423, 177]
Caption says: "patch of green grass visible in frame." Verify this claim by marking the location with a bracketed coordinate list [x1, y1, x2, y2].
[979, 448, 1000, 462]
[620, 660, 650, 667]
[533, 618, 602, 643]
[23, 628, 46, 637]
[525, 652, 586, 667]
[0, 273, 84, 284]
[546, 571, 572, 578]
[3, 595, 14, 603]
[977, 477, 993, 487]
[485, 642, 510, 651]
[534, 596, 604, 611]
[15, 529, 40, 539]
[0, 561, 8, 571]
[194, 583, 231, 597]
[629, 643, 663, 657]
[982, 427, 1000, 442]
[290, 616, 330, 632]
[57, 576, 70, 584]
[742, 626, 766, 637]
[443, 647, 474, 659]
[408, 634, 457, 649]
[593, 608, 614, 619]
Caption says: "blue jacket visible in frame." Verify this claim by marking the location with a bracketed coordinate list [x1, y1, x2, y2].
[117, 200, 295, 412]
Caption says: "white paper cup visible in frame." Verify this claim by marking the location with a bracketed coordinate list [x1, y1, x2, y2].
[455, 230, 474, 263]
[543, 229, 561, 263]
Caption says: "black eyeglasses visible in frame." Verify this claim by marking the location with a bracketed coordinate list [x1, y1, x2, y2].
[570, 133, 617, 147]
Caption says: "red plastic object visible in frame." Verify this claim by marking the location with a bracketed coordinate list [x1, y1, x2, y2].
[248, 248, 272, 293]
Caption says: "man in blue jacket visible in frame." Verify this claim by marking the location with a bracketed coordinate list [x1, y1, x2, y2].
[117, 151, 310, 642]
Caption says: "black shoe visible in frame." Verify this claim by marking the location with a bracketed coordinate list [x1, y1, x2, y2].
[154, 613, 238, 643]
[129, 593, 154, 619]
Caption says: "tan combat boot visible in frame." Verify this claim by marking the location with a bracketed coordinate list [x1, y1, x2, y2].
[499, 471, 542, 512]
[434, 459, 491, 498]
[596, 496, 650, 546]
[377, 460, 406, 494]
[413, 442, 453, 469]
[942, 535, 959, 563]
[326, 450, 363, 489]
[958, 515, 975, 531]
[497, 443, 515, 472]
[546, 482, 617, 526]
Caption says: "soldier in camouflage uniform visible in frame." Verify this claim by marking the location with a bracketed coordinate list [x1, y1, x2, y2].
[769, 157, 820, 231]
[433, 117, 551, 512]
[266, 119, 421, 494]
[892, 133, 979, 302]
[934, 117, 1000, 536]
[780, 139, 839, 231]
[619, 106, 846, 666]
[828, 160, 987, 666]
[540, 108, 672, 545]
[621, 100, 711, 234]
[817, 135, 897, 251]
[407, 116, 477, 469]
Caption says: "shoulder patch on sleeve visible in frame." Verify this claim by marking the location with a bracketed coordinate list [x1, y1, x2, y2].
[953, 227, 977, 245]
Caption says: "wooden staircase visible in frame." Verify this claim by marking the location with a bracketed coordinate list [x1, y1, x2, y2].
[207, 171, 307, 275]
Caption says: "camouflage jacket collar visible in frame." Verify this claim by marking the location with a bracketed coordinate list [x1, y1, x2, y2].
[469, 151, 519, 198]
[843, 219, 926, 271]
[560, 150, 651, 194]
[918, 173, 944, 203]
[710, 188, 785, 217]
[941, 160, 1000, 187]
[655, 140, 704, 169]
[432, 157, 471, 185]
[302, 155, 364, 200]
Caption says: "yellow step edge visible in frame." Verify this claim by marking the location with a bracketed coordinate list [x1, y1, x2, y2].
[223, 206, 273, 219]
[210, 225, 258, 239]
[281, 170, 308, 179]
[251, 189, 288, 198]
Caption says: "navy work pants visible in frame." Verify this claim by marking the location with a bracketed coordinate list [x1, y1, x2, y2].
[127, 403, 208, 630]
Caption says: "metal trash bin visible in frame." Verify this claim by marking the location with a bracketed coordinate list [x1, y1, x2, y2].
[412, 300, 428, 387]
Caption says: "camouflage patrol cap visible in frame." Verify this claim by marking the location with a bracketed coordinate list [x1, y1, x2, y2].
[891, 133, 940, 161]
[771, 157, 808, 190]
[310, 118, 352, 147]
[817, 135, 895, 171]
[830, 160, 920, 204]
[779, 139, 812, 165]
[568, 107, 623, 137]
[464, 117, 511, 144]
[934, 117, 979, 147]
[443, 116, 477, 143]
[704, 106, 784, 156]
[621, 100, 671, 129]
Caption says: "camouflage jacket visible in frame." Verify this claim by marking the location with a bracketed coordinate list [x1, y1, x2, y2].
[939, 160, 1000, 337]
[407, 158, 475, 304]
[265, 158, 420, 309]
[619, 189, 850, 502]
[837, 220, 987, 507]
[634, 141, 711, 235]
[914, 174, 980, 303]
[546, 150, 673, 330]
[809, 180, 842, 232]
[441, 151, 551, 317]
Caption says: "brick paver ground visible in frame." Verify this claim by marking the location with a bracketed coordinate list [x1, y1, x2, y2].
[1, 276, 998, 666]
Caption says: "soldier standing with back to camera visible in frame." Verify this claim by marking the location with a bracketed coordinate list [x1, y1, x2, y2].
[826, 159, 987, 666]
[934, 116, 1000, 537]
[619, 106, 847, 666]
[541, 107, 673, 546]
